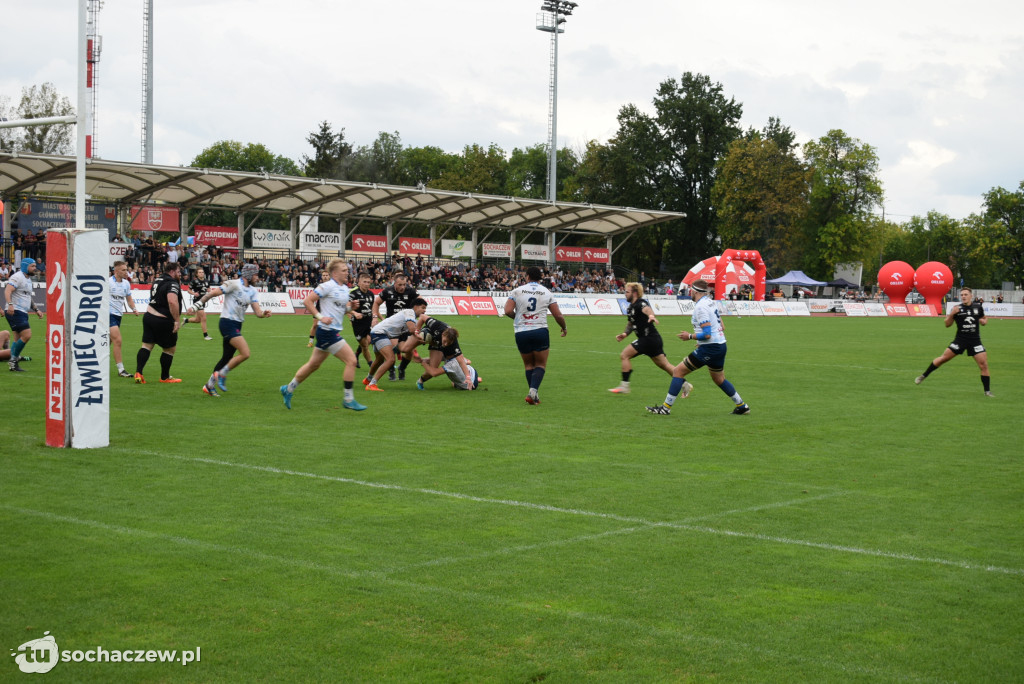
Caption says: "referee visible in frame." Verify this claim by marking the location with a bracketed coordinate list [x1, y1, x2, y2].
[135, 261, 184, 384]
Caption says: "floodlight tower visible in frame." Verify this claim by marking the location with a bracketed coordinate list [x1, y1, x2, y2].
[536, 0, 577, 202]
[141, 0, 153, 163]
[86, 0, 102, 158]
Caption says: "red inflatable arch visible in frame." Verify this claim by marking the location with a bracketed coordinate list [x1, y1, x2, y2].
[714, 249, 766, 301]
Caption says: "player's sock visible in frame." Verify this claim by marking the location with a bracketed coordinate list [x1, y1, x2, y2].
[530, 367, 545, 390]
[982, 375, 991, 392]
[11, 339, 25, 359]
[622, 370, 632, 383]
[344, 380, 354, 401]
[398, 358, 411, 372]
[922, 362, 938, 377]
[664, 377, 684, 407]
[136, 347, 151, 374]
[525, 369, 534, 387]
[719, 380, 743, 404]
[116, 362, 125, 373]
[160, 352, 174, 380]
[219, 366, 230, 377]
[287, 378, 299, 392]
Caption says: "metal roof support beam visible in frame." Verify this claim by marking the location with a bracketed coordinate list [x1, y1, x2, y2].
[236, 181, 320, 212]
[181, 176, 263, 208]
[121, 170, 203, 204]
[287, 186, 372, 215]
[3, 161, 76, 195]
[610, 229, 637, 255]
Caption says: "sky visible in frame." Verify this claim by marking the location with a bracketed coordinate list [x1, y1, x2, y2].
[4, 0, 1022, 221]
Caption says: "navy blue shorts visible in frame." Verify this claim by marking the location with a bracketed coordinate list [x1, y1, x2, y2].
[315, 327, 347, 353]
[219, 318, 244, 340]
[110, 314, 123, 329]
[5, 310, 30, 333]
[515, 328, 550, 354]
[686, 342, 727, 372]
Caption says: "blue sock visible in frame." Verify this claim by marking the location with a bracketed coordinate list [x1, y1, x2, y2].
[668, 377, 684, 398]
[525, 369, 534, 387]
[719, 380, 736, 396]
[530, 367, 546, 390]
[11, 339, 25, 358]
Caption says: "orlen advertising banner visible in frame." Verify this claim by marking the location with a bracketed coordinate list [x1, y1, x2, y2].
[585, 297, 623, 315]
[46, 231, 69, 447]
[352, 234, 388, 253]
[398, 237, 433, 256]
[300, 232, 342, 251]
[582, 247, 610, 264]
[520, 244, 550, 261]
[195, 225, 239, 248]
[453, 296, 497, 315]
[129, 205, 180, 233]
[884, 303, 910, 316]
[482, 242, 512, 259]
[555, 246, 583, 262]
[108, 242, 131, 266]
[18, 200, 117, 238]
[251, 229, 291, 249]
[441, 239, 474, 258]
[424, 295, 458, 316]
[907, 304, 937, 317]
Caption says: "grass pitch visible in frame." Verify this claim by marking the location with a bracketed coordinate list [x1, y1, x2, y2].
[2, 313, 1023, 682]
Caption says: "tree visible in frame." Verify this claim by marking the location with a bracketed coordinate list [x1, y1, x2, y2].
[1, 83, 75, 154]
[712, 119, 808, 271]
[401, 145, 457, 188]
[189, 141, 300, 232]
[432, 143, 508, 195]
[802, 129, 884, 277]
[343, 131, 408, 185]
[301, 121, 351, 180]
[505, 144, 550, 199]
[981, 181, 1024, 285]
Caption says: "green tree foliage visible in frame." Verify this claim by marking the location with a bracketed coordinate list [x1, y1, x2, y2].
[802, 129, 884, 277]
[981, 181, 1024, 285]
[189, 141, 299, 233]
[1, 83, 75, 154]
[402, 146, 457, 188]
[301, 121, 352, 180]
[505, 144, 551, 199]
[712, 119, 808, 271]
[431, 143, 509, 195]
[344, 131, 408, 185]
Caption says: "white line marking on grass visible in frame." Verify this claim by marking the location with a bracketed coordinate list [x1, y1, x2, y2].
[140, 453, 1024, 576]
[0, 504, 949, 682]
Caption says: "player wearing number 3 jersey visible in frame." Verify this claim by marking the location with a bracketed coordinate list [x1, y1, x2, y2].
[504, 266, 567, 405]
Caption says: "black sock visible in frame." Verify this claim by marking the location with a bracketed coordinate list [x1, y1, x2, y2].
[160, 352, 173, 380]
[399, 359, 410, 371]
[622, 370, 632, 382]
[136, 347, 151, 374]
[982, 375, 990, 391]
[922, 362, 938, 377]
[344, 380, 353, 390]
[525, 369, 534, 387]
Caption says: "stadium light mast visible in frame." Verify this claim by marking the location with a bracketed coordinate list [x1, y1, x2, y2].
[536, 1, 577, 202]
[141, 0, 153, 163]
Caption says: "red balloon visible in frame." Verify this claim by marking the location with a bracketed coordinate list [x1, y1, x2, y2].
[878, 261, 914, 304]
[914, 261, 953, 309]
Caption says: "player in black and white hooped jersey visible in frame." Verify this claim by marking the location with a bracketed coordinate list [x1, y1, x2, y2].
[608, 281, 675, 395]
[915, 287, 993, 396]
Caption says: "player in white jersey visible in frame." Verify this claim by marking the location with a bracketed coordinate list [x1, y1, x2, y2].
[363, 299, 427, 391]
[188, 263, 271, 397]
[109, 261, 140, 377]
[4, 258, 43, 372]
[503, 266, 566, 405]
[279, 259, 365, 411]
[646, 280, 750, 415]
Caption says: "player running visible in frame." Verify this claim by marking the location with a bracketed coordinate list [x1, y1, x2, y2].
[915, 287, 994, 396]
[347, 271, 375, 368]
[180, 267, 214, 340]
[364, 299, 427, 391]
[190, 263, 272, 397]
[646, 279, 750, 415]
[279, 259, 366, 411]
[504, 266, 567, 405]
[608, 282, 675, 394]
[306, 271, 331, 348]
[109, 260, 140, 378]
[4, 258, 43, 373]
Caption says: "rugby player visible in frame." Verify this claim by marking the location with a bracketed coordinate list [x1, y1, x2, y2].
[4, 258, 43, 372]
[371, 271, 419, 380]
[109, 260, 140, 378]
[503, 266, 566, 405]
[135, 261, 184, 383]
[608, 282, 674, 394]
[646, 280, 750, 415]
[347, 271, 375, 368]
[915, 287, 994, 396]
[279, 259, 366, 411]
[364, 298, 427, 391]
[180, 267, 214, 340]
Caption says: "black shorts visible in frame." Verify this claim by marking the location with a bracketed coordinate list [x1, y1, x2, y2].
[948, 339, 985, 356]
[352, 321, 372, 341]
[141, 312, 178, 349]
[630, 335, 665, 358]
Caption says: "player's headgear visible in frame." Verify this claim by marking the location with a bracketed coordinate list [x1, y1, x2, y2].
[240, 263, 259, 282]
[20, 258, 35, 274]
[690, 280, 709, 293]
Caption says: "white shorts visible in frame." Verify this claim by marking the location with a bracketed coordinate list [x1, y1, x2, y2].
[444, 357, 478, 390]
